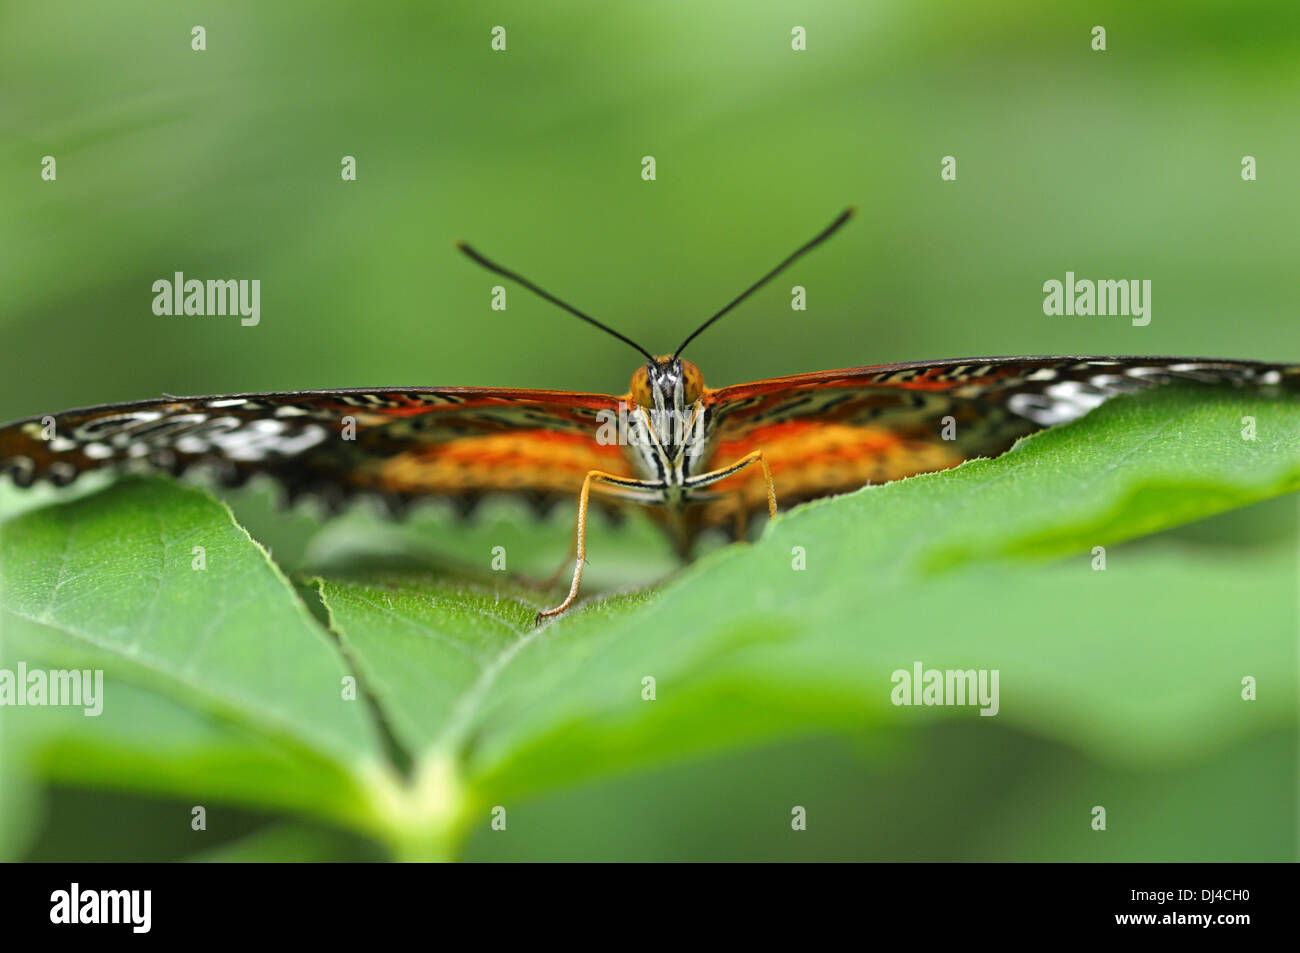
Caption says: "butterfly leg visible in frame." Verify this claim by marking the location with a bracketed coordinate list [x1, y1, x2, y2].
[537, 469, 665, 621]
[685, 449, 778, 522]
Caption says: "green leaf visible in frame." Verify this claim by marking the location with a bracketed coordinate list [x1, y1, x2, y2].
[0, 478, 380, 765]
[0, 480, 401, 849]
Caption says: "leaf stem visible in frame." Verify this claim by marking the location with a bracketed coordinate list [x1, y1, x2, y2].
[357, 751, 472, 862]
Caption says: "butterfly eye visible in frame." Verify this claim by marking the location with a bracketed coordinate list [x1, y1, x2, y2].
[630, 365, 653, 408]
[680, 359, 704, 404]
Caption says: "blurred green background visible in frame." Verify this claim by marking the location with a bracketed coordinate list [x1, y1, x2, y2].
[4, 0, 1298, 420]
[2, 1, 1297, 860]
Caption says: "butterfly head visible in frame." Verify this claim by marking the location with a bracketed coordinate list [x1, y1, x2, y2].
[629, 356, 706, 459]
[630, 356, 704, 414]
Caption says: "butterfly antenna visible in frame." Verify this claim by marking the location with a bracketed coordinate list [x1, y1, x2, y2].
[673, 207, 856, 358]
[456, 240, 655, 361]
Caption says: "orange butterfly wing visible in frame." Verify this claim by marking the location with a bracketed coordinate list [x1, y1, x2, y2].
[0, 387, 633, 516]
[694, 355, 1297, 533]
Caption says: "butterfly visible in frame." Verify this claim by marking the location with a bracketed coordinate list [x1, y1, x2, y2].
[2, 208, 1296, 619]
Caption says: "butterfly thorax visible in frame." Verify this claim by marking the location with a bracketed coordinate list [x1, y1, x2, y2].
[624, 356, 715, 498]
